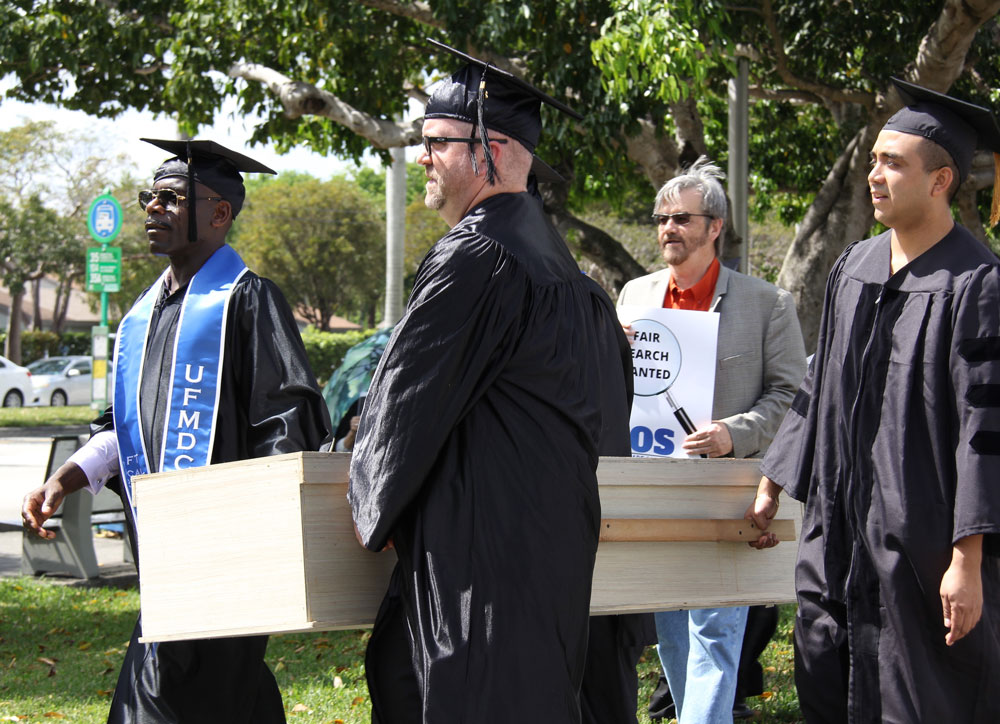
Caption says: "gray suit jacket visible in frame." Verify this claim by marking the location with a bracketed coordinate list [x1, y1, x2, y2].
[617, 264, 807, 458]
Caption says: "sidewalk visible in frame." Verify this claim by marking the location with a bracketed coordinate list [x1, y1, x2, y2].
[0, 530, 137, 587]
[0, 432, 137, 588]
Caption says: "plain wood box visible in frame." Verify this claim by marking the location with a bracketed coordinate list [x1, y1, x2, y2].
[135, 452, 799, 642]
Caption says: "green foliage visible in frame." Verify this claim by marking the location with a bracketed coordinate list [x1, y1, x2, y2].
[20, 330, 59, 364]
[300, 327, 379, 386]
[404, 198, 449, 291]
[231, 174, 386, 330]
[592, 0, 736, 105]
[353, 163, 428, 207]
[0, 405, 96, 426]
[0, 194, 75, 295]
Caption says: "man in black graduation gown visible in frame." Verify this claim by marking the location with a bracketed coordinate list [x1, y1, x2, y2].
[22, 139, 332, 723]
[348, 42, 634, 724]
[746, 79, 1000, 722]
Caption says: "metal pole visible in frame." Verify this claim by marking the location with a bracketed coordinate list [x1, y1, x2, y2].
[383, 146, 406, 327]
[728, 58, 750, 274]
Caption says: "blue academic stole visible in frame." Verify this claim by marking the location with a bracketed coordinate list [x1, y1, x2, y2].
[113, 244, 248, 515]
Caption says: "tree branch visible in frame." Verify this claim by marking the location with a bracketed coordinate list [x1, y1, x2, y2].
[904, 0, 1000, 91]
[228, 62, 422, 148]
[354, 0, 443, 29]
[622, 117, 681, 189]
[748, 86, 822, 104]
[760, 0, 874, 107]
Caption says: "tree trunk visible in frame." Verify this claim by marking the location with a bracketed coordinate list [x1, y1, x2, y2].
[6, 290, 25, 364]
[540, 169, 647, 298]
[52, 277, 72, 334]
[31, 278, 43, 330]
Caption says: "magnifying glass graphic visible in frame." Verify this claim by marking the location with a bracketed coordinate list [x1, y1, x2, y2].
[629, 318, 706, 458]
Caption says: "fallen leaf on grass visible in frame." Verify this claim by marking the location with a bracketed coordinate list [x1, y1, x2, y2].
[43, 713, 66, 719]
[763, 665, 776, 673]
[294, 646, 306, 654]
[77, 641, 92, 651]
[759, 691, 774, 700]
[334, 720, 345, 724]
[37, 657, 58, 667]
[351, 696, 365, 707]
[332, 675, 344, 688]
[273, 661, 285, 672]
[97, 689, 114, 697]
[290, 704, 310, 713]
[12, 585, 22, 591]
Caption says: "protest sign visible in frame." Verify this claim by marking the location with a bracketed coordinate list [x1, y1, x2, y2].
[617, 306, 719, 458]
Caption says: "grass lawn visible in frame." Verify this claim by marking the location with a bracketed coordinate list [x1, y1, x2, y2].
[0, 407, 96, 429]
[1, 577, 802, 722]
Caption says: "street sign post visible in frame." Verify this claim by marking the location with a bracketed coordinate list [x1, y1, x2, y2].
[86, 246, 122, 293]
[86, 193, 123, 410]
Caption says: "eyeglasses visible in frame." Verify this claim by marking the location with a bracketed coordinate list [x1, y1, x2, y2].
[422, 136, 509, 156]
[651, 212, 714, 226]
[137, 188, 224, 211]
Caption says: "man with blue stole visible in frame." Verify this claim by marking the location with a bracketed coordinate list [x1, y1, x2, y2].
[22, 139, 332, 723]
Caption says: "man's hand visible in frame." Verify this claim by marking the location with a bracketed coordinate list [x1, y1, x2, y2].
[22, 482, 67, 539]
[343, 416, 362, 452]
[940, 535, 983, 646]
[21, 462, 89, 539]
[621, 323, 635, 345]
[744, 476, 782, 549]
[681, 422, 733, 458]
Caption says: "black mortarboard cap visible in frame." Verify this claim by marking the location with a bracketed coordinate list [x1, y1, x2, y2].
[884, 78, 1000, 224]
[141, 138, 277, 242]
[424, 39, 581, 185]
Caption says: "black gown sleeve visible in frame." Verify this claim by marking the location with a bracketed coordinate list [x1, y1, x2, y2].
[348, 230, 523, 551]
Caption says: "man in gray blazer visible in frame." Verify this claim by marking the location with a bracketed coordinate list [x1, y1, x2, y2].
[617, 157, 806, 722]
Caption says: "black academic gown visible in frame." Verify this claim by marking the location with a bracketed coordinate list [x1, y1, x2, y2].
[349, 192, 633, 724]
[761, 226, 1000, 723]
[96, 271, 332, 724]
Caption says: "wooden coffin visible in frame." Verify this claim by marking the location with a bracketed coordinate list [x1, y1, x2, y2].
[134, 452, 799, 643]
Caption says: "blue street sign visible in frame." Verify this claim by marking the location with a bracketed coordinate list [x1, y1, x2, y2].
[87, 194, 123, 243]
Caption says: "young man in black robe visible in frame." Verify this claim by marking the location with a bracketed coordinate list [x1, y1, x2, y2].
[746, 79, 1000, 722]
[22, 140, 332, 723]
[348, 42, 635, 724]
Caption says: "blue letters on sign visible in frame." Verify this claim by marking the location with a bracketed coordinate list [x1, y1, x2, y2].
[630, 426, 675, 455]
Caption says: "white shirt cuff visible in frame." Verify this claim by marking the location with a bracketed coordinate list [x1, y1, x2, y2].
[67, 431, 120, 494]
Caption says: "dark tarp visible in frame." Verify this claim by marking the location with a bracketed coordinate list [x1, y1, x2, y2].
[761, 226, 1000, 723]
[97, 271, 332, 724]
[349, 191, 634, 724]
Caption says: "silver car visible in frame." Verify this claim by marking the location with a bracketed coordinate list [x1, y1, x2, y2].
[28, 355, 93, 407]
[0, 354, 34, 407]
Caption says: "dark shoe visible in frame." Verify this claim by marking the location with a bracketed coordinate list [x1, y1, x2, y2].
[732, 697, 755, 719]
[648, 674, 676, 720]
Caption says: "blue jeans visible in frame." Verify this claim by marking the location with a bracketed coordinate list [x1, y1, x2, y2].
[654, 606, 749, 724]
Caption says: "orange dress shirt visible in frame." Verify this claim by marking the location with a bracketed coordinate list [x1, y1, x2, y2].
[663, 257, 720, 311]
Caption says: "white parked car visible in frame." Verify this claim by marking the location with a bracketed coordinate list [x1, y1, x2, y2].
[28, 355, 93, 407]
[0, 355, 33, 407]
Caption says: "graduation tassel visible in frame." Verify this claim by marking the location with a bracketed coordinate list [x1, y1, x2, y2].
[991, 152, 1000, 227]
[476, 65, 499, 185]
[186, 139, 198, 243]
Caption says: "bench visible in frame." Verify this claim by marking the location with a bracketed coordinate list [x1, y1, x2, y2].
[20, 434, 134, 579]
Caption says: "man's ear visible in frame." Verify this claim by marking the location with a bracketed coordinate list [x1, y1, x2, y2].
[209, 199, 233, 227]
[930, 165, 955, 199]
[708, 216, 724, 242]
